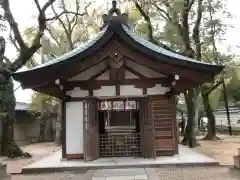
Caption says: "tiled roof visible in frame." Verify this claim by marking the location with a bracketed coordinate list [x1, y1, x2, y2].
[16, 26, 108, 73]
[122, 24, 214, 66]
[15, 22, 221, 74]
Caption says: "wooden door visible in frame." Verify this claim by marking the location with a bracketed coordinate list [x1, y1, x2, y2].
[139, 97, 156, 158]
[83, 98, 99, 161]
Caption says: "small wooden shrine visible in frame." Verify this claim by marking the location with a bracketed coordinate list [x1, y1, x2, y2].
[12, 1, 223, 161]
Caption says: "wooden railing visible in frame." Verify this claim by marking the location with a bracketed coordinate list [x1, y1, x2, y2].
[99, 133, 140, 157]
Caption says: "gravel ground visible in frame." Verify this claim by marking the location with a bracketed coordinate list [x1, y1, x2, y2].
[10, 167, 240, 180]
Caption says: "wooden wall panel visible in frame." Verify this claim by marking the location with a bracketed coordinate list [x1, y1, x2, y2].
[151, 96, 177, 156]
[65, 154, 84, 159]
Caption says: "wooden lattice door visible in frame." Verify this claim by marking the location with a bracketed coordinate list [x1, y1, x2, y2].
[83, 98, 99, 161]
[139, 97, 156, 158]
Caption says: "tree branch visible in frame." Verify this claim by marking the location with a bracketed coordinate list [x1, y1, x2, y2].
[208, 1, 219, 64]
[182, 0, 194, 57]
[2, 0, 27, 50]
[9, 32, 20, 52]
[192, 0, 203, 60]
[134, 1, 155, 43]
[153, 5, 171, 21]
[61, 0, 71, 33]
[188, 0, 196, 11]
[70, 1, 91, 33]
[50, 2, 73, 50]
[9, 0, 56, 72]
[157, 2, 184, 41]
[34, 0, 42, 12]
[134, 1, 186, 54]
[3, 56, 12, 67]
[46, 11, 87, 21]
[45, 27, 61, 47]
[204, 80, 223, 95]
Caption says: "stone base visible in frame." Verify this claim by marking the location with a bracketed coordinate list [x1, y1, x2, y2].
[0, 164, 11, 180]
[233, 148, 240, 169]
[21, 145, 219, 174]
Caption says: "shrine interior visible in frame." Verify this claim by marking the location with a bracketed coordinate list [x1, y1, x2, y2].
[98, 99, 140, 157]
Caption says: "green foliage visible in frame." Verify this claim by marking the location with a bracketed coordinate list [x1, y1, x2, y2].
[29, 92, 58, 113]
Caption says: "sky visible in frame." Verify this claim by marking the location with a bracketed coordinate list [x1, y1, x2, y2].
[7, 0, 240, 103]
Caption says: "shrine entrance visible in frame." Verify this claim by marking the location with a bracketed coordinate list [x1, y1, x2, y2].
[98, 98, 141, 157]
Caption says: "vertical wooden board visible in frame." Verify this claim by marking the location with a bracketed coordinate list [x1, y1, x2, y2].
[152, 95, 176, 155]
[139, 97, 156, 158]
[171, 96, 179, 154]
[62, 98, 66, 158]
[83, 98, 99, 161]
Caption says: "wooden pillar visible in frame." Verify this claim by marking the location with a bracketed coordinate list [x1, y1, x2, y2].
[61, 93, 66, 159]
[171, 96, 179, 154]
[139, 96, 156, 158]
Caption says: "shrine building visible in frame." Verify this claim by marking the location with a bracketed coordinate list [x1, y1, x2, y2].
[12, 1, 223, 161]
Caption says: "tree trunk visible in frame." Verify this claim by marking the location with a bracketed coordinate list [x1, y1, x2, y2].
[201, 91, 219, 140]
[39, 117, 45, 142]
[55, 102, 61, 145]
[38, 38, 45, 143]
[0, 78, 24, 157]
[222, 78, 232, 135]
[194, 93, 201, 136]
[181, 89, 199, 147]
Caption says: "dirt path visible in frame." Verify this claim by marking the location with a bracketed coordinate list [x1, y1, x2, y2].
[0, 142, 60, 174]
[194, 135, 240, 165]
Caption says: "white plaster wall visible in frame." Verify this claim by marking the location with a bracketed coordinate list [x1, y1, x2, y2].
[120, 85, 142, 96]
[93, 86, 116, 97]
[147, 84, 170, 95]
[66, 87, 89, 97]
[66, 101, 84, 154]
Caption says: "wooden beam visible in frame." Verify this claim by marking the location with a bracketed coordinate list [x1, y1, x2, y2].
[124, 65, 148, 79]
[89, 90, 93, 96]
[33, 77, 198, 97]
[65, 154, 84, 159]
[116, 84, 120, 95]
[89, 66, 110, 80]
[143, 87, 147, 94]
[65, 78, 170, 90]
[113, 40, 213, 83]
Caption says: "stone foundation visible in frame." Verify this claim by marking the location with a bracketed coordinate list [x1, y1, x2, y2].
[0, 164, 11, 180]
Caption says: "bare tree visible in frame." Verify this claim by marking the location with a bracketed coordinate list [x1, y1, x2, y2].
[0, 0, 88, 157]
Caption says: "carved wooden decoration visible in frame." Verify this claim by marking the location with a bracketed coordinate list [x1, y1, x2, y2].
[109, 52, 125, 81]
[109, 52, 124, 69]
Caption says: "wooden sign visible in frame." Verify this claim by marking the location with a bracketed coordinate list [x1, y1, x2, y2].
[113, 101, 124, 110]
[100, 101, 112, 110]
[99, 100, 137, 111]
[125, 100, 136, 110]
